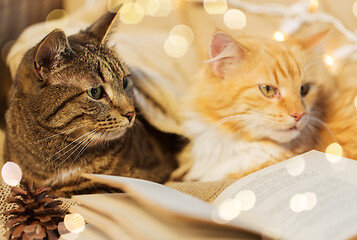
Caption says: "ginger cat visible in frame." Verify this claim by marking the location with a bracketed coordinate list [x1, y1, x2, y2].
[180, 31, 346, 181]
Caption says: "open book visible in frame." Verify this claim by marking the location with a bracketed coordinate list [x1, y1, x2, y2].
[70, 150, 357, 240]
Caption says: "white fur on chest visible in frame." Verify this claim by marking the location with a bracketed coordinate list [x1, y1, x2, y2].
[184, 116, 286, 181]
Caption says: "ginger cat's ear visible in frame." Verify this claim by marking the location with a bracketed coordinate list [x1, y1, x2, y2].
[209, 32, 245, 78]
[296, 29, 329, 50]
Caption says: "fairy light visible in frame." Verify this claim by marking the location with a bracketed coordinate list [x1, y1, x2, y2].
[120, 2, 145, 24]
[149, 0, 174, 17]
[218, 198, 240, 221]
[290, 192, 317, 213]
[325, 142, 343, 163]
[1, 162, 22, 186]
[169, 25, 195, 44]
[309, 0, 319, 13]
[290, 193, 307, 213]
[204, 0, 227, 14]
[274, 32, 285, 41]
[304, 192, 317, 211]
[225, 0, 357, 75]
[45, 9, 69, 31]
[164, 24, 194, 58]
[234, 190, 256, 211]
[323, 54, 334, 67]
[353, 1, 357, 17]
[64, 213, 85, 234]
[164, 35, 189, 58]
[223, 9, 246, 30]
[58, 222, 79, 240]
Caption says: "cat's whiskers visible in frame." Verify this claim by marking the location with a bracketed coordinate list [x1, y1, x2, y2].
[36, 130, 96, 168]
[309, 115, 337, 142]
[69, 131, 100, 168]
[54, 131, 98, 170]
[32, 123, 95, 144]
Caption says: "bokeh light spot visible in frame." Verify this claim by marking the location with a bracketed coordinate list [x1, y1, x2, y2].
[218, 198, 240, 221]
[58, 222, 79, 240]
[324, 54, 334, 67]
[224, 9, 246, 30]
[204, 0, 227, 14]
[169, 25, 194, 44]
[120, 2, 145, 24]
[290, 194, 307, 213]
[274, 32, 285, 41]
[325, 142, 343, 163]
[164, 35, 189, 58]
[354, 96, 357, 110]
[45, 9, 69, 31]
[149, 0, 173, 17]
[1, 162, 22, 186]
[304, 192, 317, 211]
[309, 0, 319, 12]
[234, 190, 256, 211]
[64, 213, 85, 234]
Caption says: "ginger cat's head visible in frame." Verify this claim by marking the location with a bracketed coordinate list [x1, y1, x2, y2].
[192, 31, 332, 144]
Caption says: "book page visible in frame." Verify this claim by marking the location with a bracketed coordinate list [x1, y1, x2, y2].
[81, 174, 261, 235]
[214, 150, 357, 240]
[72, 193, 259, 240]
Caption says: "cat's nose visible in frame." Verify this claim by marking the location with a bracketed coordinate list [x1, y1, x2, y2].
[122, 111, 135, 122]
[289, 112, 305, 122]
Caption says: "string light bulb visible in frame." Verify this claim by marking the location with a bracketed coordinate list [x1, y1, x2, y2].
[323, 54, 335, 67]
[309, 0, 319, 13]
[1, 162, 22, 186]
[223, 9, 246, 30]
[274, 32, 285, 41]
[204, 0, 227, 14]
[120, 2, 145, 24]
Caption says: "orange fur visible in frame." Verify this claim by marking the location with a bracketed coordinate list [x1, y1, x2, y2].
[181, 31, 342, 181]
[317, 88, 357, 159]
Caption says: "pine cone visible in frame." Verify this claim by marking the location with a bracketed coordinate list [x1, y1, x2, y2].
[3, 180, 65, 240]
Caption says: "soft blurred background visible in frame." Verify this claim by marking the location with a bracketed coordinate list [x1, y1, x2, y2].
[1, 0, 357, 129]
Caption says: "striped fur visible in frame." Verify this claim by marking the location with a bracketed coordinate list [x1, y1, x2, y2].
[181, 31, 335, 181]
[4, 12, 183, 196]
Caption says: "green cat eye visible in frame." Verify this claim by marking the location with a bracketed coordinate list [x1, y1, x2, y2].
[87, 86, 103, 100]
[300, 83, 310, 97]
[259, 85, 277, 98]
[123, 76, 128, 89]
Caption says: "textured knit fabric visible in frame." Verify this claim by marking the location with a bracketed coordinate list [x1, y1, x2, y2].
[0, 178, 236, 239]
[165, 180, 235, 203]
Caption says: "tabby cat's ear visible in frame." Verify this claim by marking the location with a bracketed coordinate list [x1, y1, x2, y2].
[208, 32, 245, 78]
[296, 29, 329, 50]
[34, 29, 71, 79]
[84, 11, 119, 44]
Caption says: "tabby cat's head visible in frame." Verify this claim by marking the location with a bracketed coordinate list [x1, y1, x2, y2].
[194, 31, 330, 143]
[14, 12, 135, 143]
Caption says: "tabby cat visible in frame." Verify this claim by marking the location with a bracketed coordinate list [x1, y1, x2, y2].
[180, 31, 342, 181]
[4, 12, 183, 195]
